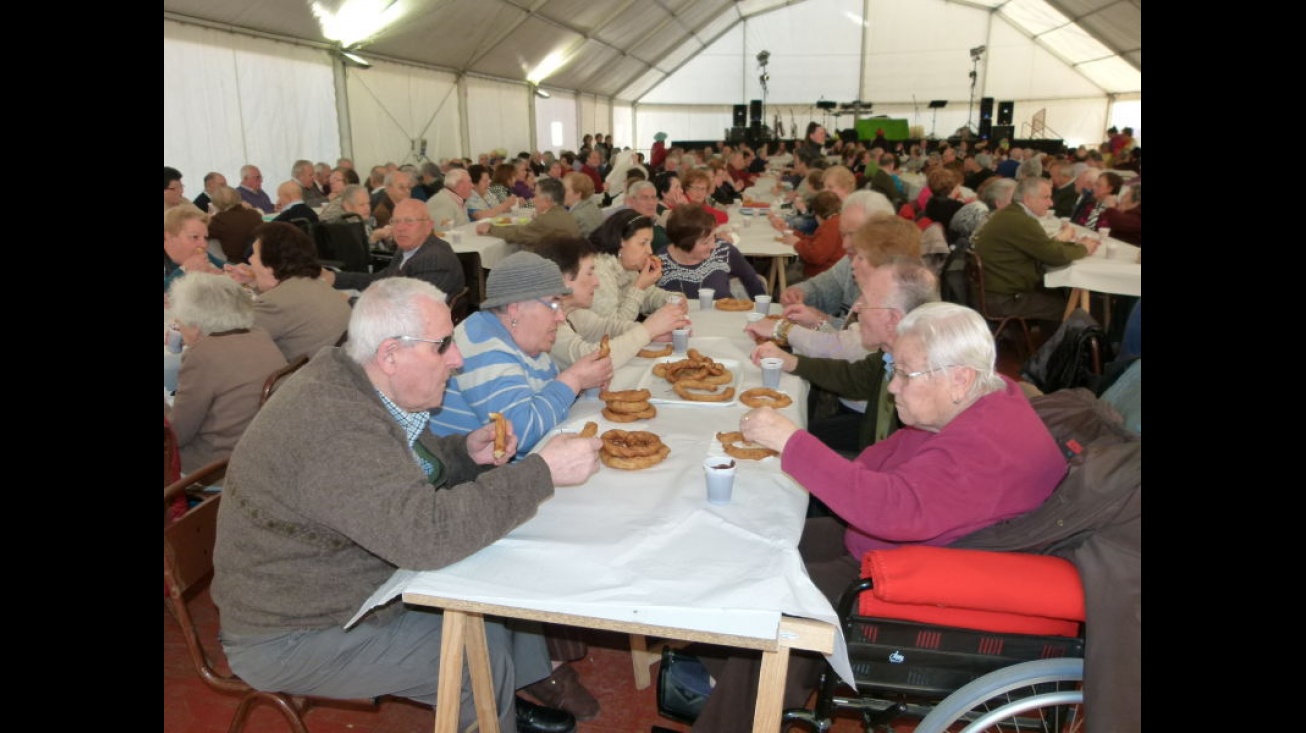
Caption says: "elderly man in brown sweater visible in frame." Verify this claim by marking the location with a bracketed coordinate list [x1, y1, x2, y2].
[211, 277, 601, 733]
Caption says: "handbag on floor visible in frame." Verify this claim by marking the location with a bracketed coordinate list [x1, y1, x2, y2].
[656, 647, 713, 723]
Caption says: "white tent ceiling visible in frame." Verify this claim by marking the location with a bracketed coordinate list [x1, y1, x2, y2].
[162, 0, 1140, 102]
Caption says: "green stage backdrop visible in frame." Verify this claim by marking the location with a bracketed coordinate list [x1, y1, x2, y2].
[855, 118, 910, 141]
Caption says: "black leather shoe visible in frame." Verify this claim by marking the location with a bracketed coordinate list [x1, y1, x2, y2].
[515, 695, 576, 733]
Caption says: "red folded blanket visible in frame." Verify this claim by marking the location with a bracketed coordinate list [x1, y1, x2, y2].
[858, 546, 1084, 638]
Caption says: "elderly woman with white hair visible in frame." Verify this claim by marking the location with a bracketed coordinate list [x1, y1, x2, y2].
[166, 272, 287, 474]
[687, 301, 1067, 733]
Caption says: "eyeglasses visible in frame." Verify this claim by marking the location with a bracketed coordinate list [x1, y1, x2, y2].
[391, 217, 430, 226]
[394, 335, 454, 354]
[535, 298, 562, 311]
[687, 185, 708, 192]
[890, 365, 958, 381]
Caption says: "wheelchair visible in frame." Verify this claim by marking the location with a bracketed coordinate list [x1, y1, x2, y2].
[783, 545, 1086, 733]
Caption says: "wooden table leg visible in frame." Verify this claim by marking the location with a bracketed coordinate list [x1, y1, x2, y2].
[776, 256, 788, 293]
[435, 610, 500, 733]
[629, 634, 654, 690]
[751, 648, 790, 733]
[1062, 288, 1087, 321]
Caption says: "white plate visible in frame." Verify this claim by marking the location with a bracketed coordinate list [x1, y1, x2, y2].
[637, 357, 742, 407]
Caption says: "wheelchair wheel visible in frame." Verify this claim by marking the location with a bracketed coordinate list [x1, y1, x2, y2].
[913, 657, 1084, 733]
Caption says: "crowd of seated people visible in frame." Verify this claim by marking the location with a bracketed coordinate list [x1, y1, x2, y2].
[167, 130, 1139, 731]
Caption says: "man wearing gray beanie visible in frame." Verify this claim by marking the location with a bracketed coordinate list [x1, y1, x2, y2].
[430, 251, 612, 455]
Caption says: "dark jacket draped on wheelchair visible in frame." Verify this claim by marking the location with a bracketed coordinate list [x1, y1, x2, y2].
[951, 387, 1141, 733]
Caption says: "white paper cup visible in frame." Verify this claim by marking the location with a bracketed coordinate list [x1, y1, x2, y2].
[746, 312, 764, 323]
[704, 457, 737, 505]
[760, 357, 784, 389]
[672, 328, 690, 354]
[449, 229, 464, 245]
[754, 294, 772, 314]
[698, 288, 715, 310]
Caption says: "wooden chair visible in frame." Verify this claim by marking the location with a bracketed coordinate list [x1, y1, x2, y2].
[164, 460, 382, 733]
[447, 285, 472, 326]
[964, 249, 1035, 358]
[260, 354, 310, 407]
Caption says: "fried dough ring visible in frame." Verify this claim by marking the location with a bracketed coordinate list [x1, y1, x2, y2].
[600, 429, 664, 458]
[605, 399, 654, 414]
[715, 298, 755, 311]
[697, 368, 733, 386]
[597, 335, 611, 359]
[599, 443, 670, 470]
[579, 421, 598, 438]
[739, 387, 793, 409]
[600, 388, 651, 402]
[674, 383, 736, 402]
[488, 412, 508, 458]
[637, 344, 673, 358]
[602, 406, 657, 422]
[715, 431, 778, 460]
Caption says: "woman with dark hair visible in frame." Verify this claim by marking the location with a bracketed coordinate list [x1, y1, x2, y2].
[466, 163, 518, 221]
[1072, 171, 1125, 230]
[652, 170, 688, 214]
[247, 222, 352, 360]
[534, 235, 689, 369]
[657, 204, 765, 301]
[588, 209, 676, 318]
[489, 163, 517, 204]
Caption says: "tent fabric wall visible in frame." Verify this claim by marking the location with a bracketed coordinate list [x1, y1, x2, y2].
[465, 76, 531, 161]
[345, 59, 461, 170]
[535, 91, 578, 156]
[165, 19, 339, 191]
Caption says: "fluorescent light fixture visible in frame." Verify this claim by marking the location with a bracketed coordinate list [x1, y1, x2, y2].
[527, 50, 569, 85]
[535, 88, 551, 99]
[339, 49, 372, 68]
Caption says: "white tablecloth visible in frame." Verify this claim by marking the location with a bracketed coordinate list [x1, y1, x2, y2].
[1041, 220, 1142, 297]
[353, 306, 854, 686]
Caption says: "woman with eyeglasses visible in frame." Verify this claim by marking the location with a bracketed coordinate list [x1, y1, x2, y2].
[428, 251, 613, 454]
[534, 235, 690, 370]
[680, 168, 728, 225]
[586, 209, 677, 318]
[687, 302, 1066, 733]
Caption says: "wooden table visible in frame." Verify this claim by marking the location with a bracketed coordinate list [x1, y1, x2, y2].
[354, 307, 849, 733]
[1042, 224, 1141, 328]
[727, 206, 797, 294]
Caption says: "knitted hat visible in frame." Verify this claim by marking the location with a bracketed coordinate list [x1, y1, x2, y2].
[654, 132, 668, 142]
[480, 251, 572, 309]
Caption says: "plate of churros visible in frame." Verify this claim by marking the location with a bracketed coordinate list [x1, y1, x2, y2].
[637, 353, 742, 407]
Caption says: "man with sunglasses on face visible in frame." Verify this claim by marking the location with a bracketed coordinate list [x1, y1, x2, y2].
[213, 276, 601, 733]
[324, 198, 465, 298]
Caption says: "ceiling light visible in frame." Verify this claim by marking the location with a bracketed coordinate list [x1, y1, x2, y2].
[534, 87, 551, 99]
[338, 49, 372, 68]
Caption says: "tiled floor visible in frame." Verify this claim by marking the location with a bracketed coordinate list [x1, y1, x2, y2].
[165, 341, 1028, 733]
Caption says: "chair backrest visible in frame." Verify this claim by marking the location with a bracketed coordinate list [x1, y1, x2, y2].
[447, 286, 471, 326]
[315, 215, 371, 273]
[963, 248, 987, 313]
[939, 239, 972, 305]
[260, 354, 310, 407]
[163, 460, 245, 694]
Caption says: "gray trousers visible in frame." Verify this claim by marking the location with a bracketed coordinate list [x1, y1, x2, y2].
[221, 605, 553, 731]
